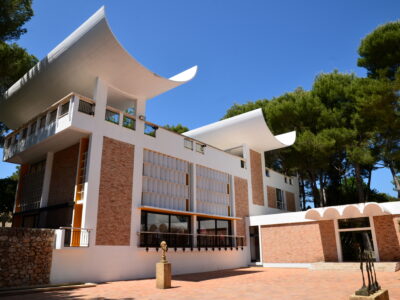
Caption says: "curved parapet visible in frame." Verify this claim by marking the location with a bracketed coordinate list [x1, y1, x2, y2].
[183, 108, 296, 152]
[305, 202, 392, 220]
[0, 6, 197, 129]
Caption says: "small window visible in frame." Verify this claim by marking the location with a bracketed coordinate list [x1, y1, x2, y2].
[29, 122, 36, 135]
[284, 177, 287, 184]
[338, 217, 370, 229]
[289, 178, 292, 185]
[276, 188, 285, 210]
[49, 110, 57, 123]
[21, 128, 28, 139]
[195, 143, 205, 154]
[265, 169, 270, 177]
[60, 102, 69, 116]
[184, 139, 193, 150]
[39, 116, 46, 129]
[240, 160, 246, 168]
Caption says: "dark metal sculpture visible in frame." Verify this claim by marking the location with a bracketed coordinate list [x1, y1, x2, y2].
[355, 248, 381, 296]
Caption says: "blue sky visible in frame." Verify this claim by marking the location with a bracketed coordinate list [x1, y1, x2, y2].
[1, 0, 399, 196]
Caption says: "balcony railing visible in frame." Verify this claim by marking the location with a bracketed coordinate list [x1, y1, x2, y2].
[3, 93, 95, 161]
[104, 106, 136, 130]
[138, 231, 244, 250]
[60, 227, 90, 247]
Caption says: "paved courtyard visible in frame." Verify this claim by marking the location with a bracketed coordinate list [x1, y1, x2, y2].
[7, 267, 400, 300]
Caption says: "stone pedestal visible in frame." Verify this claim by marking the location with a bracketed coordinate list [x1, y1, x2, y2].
[156, 262, 171, 289]
[350, 289, 389, 300]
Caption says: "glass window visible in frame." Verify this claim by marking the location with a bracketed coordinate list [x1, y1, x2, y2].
[197, 217, 232, 236]
[141, 211, 190, 233]
[49, 110, 57, 123]
[39, 116, 46, 128]
[147, 213, 169, 232]
[105, 109, 119, 124]
[184, 139, 193, 150]
[265, 169, 270, 177]
[338, 217, 370, 229]
[196, 143, 205, 154]
[276, 188, 284, 209]
[170, 215, 189, 233]
[60, 102, 69, 116]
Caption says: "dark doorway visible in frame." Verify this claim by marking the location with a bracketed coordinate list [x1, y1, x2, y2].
[250, 226, 260, 262]
[340, 230, 375, 262]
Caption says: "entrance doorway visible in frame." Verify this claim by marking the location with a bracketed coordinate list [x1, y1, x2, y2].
[337, 217, 376, 262]
[250, 226, 260, 262]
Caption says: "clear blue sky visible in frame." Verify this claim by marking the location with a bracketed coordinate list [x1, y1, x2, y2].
[0, 0, 399, 196]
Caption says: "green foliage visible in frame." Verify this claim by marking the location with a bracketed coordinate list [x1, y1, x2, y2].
[358, 21, 400, 80]
[0, 176, 17, 226]
[163, 124, 189, 134]
[0, 0, 33, 42]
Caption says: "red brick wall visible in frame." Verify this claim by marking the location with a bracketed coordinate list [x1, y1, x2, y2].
[234, 176, 249, 239]
[96, 137, 134, 246]
[261, 221, 338, 263]
[250, 149, 264, 206]
[267, 186, 276, 208]
[48, 144, 79, 206]
[373, 214, 400, 261]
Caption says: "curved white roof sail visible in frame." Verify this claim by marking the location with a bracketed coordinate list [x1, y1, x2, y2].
[183, 108, 296, 152]
[0, 6, 197, 129]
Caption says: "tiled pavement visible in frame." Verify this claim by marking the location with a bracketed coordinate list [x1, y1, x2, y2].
[6, 267, 400, 300]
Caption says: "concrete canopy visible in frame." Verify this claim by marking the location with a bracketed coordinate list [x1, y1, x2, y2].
[0, 6, 197, 129]
[183, 108, 296, 152]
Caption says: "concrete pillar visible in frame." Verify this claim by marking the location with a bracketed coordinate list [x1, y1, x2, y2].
[80, 78, 108, 241]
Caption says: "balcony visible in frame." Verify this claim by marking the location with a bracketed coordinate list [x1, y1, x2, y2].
[3, 93, 95, 162]
[138, 231, 244, 251]
[55, 227, 91, 249]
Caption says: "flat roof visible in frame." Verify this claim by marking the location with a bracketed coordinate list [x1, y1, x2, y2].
[0, 6, 197, 129]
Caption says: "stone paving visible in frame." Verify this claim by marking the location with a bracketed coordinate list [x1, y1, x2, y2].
[7, 267, 400, 300]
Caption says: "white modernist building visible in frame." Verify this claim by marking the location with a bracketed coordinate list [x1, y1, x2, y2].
[1, 7, 301, 284]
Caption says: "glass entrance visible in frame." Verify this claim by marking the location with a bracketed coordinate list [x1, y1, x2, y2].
[250, 226, 260, 262]
[338, 217, 376, 262]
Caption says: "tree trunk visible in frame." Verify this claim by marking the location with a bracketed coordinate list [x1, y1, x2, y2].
[307, 171, 320, 207]
[299, 177, 307, 210]
[354, 163, 365, 203]
[365, 167, 372, 202]
[389, 162, 400, 199]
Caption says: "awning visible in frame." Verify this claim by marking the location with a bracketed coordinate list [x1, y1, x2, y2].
[183, 108, 296, 152]
[0, 6, 197, 129]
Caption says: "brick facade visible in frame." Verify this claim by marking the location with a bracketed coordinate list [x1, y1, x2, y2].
[285, 191, 296, 212]
[267, 186, 276, 208]
[261, 220, 338, 263]
[373, 214, 400, 261]
[250, 149, 264, 206]
[48, 143, 80, 206]
[96, 137, 134, 246]
[234, 176, 249, 239]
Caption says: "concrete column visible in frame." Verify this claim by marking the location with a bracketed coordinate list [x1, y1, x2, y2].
[40, 152, 54, 208]
[80, 78, 108, 241]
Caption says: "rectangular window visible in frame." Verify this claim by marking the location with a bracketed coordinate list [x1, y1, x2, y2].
[196, 143, 205, 154]
[144, 123, 158, 137]
[49, 110, 57, 123]
[21, 128, 28, 139]
[197, 217, 233, 248]
[276, 188, 284, 210]
[105, 109, 119, 124]
[60, 102, 69, 116]
[123, 115, 136, 130]
[289, 178, 292, 185]
[338, 217, 370, 229]
[39, 116, 46, 129]
[240, 160, 246, 168]
[184, 138, 193, 150]
[140, 211, 191, 248]
[29, 122, 36, 136]
[265, 169, 270, 177]
[284, 177, 287, 183]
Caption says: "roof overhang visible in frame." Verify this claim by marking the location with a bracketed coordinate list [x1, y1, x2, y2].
[0, 6, 197, 129]
[183, 108, 296, 152]
[305, 202, 396, 220]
